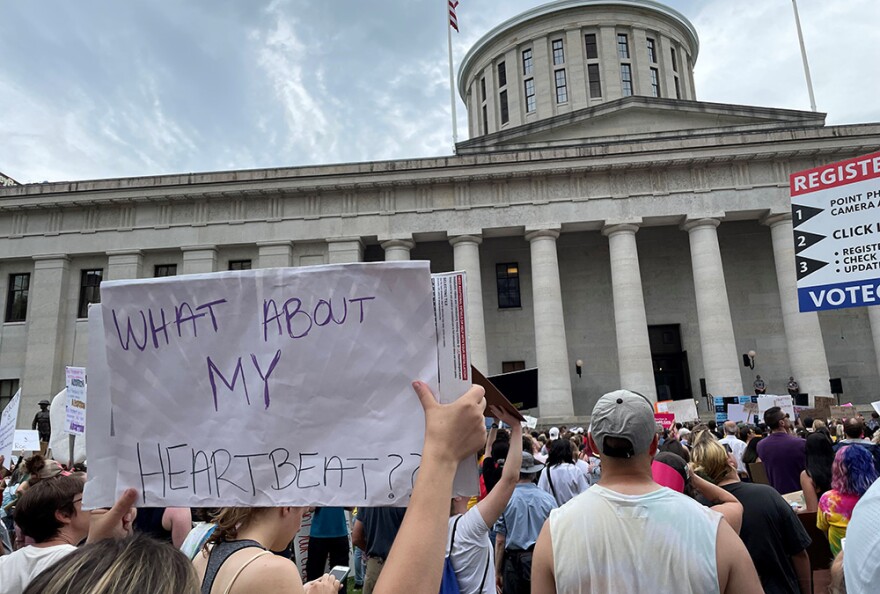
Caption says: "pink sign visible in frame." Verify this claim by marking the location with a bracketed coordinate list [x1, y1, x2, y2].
[655, 413, 675, 430]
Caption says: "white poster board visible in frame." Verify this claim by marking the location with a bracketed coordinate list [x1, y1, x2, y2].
[872, 401, 880, 415]
[726, 404, 751, 425]
[0, 389, 22, 467]
[757, 395, 796, 420]
[84, 262, 459, 509]
[65, 366, 87, 435]
[656, 399, 699, 423]
[12, 430, 40, 453]
[791, 151, 880, 312]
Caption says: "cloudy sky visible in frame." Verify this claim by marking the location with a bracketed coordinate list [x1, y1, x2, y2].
[1, 0, 877, 183]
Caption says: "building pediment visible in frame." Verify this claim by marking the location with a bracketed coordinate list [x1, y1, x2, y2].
[456, 97, 826, 153]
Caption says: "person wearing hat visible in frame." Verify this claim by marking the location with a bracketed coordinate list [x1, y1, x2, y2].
[531, 390, 761, 593]
[493, 450, 557, 594]
[32, 400, 52, 455]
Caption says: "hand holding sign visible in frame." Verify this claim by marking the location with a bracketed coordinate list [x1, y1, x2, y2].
[413, 381, 486, 469]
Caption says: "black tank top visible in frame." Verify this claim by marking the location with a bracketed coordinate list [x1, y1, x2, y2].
[133, 508, 173, 543]
[201, 539, 266, 594]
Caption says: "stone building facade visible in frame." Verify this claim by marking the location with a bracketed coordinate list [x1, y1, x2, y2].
[2, 0, 880, 422]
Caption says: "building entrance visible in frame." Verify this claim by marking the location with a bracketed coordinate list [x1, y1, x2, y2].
[649, 325, 692, 401]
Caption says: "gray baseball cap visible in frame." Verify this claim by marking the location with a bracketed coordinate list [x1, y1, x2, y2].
[589, 390, 655, 458]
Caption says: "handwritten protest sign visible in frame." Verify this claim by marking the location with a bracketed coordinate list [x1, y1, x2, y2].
[656, 399, 699, 422]
[13, 430, 40, 453]
[65, 367, 87, 435]
[84, 262, 448, 508]
[830, 406, 853, 419]
[758, 395, 795, 420]
[654, 413, 675, 430]
[726, 404, 751, 425]
[0, 389, 21, 468]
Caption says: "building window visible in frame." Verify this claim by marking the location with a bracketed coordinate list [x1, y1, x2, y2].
[552, 39, 565, 65]
[154, 264, 177, 277]
[674, 76, 682, 99]
[522, 48, 533, 75]
[502, 361, 526, 374]
[480, 77, 486, 102]
[671, 47, 678, 72]
[496, 263, 521, 308]
[497, 61, 507, 88]
[482, 105, 488, 135]
[228, 260, 252, 271]
[524, 79, 536, 113]
[647, 37, 657, 63]
[500, 90, 509, 124]
[620, 64, 633, 96]
[77, 269, 103, 319]
[588, 63, 602, 97]
[617, 33, 630, 59]
[5, 273, 29, 323]
[554, 69, 568, 103]
[0, 378, 19, 412]
[650, 67, 660, 97]
[584, 33, 598, 59]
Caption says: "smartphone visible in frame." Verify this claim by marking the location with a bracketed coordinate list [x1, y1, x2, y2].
[329, 565, 350, 582]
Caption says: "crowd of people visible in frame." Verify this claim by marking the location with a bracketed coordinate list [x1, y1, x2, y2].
[1, 382, 879, 593]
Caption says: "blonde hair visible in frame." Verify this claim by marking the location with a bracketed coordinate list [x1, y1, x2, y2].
[206, 507, 266, 546]
[690, 430, 733, 485]
[23, 534, 198, 594]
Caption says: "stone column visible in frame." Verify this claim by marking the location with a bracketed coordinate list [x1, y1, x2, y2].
[525, 229, 574, 418]
[181, 245, 217, 274]
[106, 250, 143, 281]
[22, 255, 70, 421]
[682, 219, 744, 396]
[602, 224, 657, 401]
[257, 241, 293, 268]
[765, 214, 830, 401]
[327, 238, 364, 264]
[449, 235, 489, 374]
[381, 239, 415, 261]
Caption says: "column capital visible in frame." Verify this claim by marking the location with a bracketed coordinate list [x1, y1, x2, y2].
[601, 223, 640, 237]
[681, 218, 721, 233]
[525, 228, 560, 242]
[761, 212, 792, 228]
[380, 239, 415, 251]
[449, 235, 482, 247]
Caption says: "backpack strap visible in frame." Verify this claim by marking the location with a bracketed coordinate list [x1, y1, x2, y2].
[448, 514, 463, 552]
[546, 464, 559, 503]
[478, 545, 491, 592]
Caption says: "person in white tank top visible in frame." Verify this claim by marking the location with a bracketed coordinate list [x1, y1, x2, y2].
[531, 390, 762, 594]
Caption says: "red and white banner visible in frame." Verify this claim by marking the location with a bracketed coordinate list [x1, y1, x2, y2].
[449, 1, 459, 32]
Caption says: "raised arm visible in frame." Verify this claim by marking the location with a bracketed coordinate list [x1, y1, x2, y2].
[374, 382, 486, 594]
[477, 407, 523, 528]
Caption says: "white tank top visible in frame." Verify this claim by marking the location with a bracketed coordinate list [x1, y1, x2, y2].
[550, 485, 721, 594]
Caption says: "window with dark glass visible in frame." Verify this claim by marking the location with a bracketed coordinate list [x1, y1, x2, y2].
[482, 105, 488, 135]
[552, 39, 565, 65]
[617, 33, 630, 59]
[671, 47, 678, 72]
[500, 90, 509, 124]
[650, 67, 660, 97]
[480, 77, 487, 102]
[77, 269, 103, 318]
[496, 263, 521, 308]
[647, 38, 657, 63]
[228, 260, 252, 271]
[498, 61, 507, 87]
[5, 273, 29, 323]
[154, 264, 177, 277]
[620, 64, 633, 96]
[524, 79, 536, 113]
[674, 76, 681, 99]
[585, 33, 598, 59]
[555, 69, 568, 103]
[522, 48, 533, 75]
[588, 63, 602, 97]
[502, 361, 526, 374]
[0, 378, 19, 412]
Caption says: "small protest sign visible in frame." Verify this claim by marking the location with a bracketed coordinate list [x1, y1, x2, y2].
[65, 367, 87, 435]
[521, 415, 538, 430]
[830, 406, 852, 419]
[12, 430, 40, 453]
[742, 402, 759, 416]
[0, 389, 21, 467]
[656, 399, 699, 423]
[726, 404, 750, 425]
[654, 413, 675, 430]
[873, 401, 880, 415]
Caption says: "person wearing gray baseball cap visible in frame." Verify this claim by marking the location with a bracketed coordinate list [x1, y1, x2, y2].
[531, 390, 761, 593]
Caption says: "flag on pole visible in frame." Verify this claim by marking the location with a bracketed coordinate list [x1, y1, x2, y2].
[449, 1, 459, 32]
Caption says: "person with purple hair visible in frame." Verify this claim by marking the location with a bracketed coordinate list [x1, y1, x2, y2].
[817, 445, 880, 556]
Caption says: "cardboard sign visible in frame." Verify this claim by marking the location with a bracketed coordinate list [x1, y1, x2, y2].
[0, 389, 21, 467]
[472, 367, 525, 422]
[12, 430, 40, 453]
[486, 368, 538, 411]
[654, 413, 675, 429]
[84, 262, 460, 508]
[830, 406, 853, 419]
[65, 366, 87, 435]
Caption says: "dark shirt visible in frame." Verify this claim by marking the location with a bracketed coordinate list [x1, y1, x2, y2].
[482, 457, 503, 494]
[757, 432, 805, 494]
[133, 507, 173, 543]
[358, 507, 406, 559]
[723, 482, 811, 594]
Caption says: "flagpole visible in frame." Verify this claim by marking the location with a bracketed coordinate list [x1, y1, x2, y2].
[791, 0, 817, 112]
[447, 2, 459, 151]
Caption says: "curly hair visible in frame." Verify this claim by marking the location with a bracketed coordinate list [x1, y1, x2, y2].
[204, 508, 262, 547]
[832, 445, 879, 496]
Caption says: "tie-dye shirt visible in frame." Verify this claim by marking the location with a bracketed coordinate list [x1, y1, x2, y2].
[817, 489, 860, 556]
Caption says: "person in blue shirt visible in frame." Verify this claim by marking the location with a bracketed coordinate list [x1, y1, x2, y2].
[307, 507, 351, 594]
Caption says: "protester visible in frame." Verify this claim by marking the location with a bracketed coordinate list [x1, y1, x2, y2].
[833, 418, 880, 472]
[306, 507, 350, 594]
[481, 430, 510, 495]
[842, 475, 880, 593]
[531, 390, 761, 593]
[537, 439, 589, 506]
[817, 445, 879, 556]
[133, 507, 192, 548]
[757, 406, 805, 493]
[447, 407, 522, 594]
[691, 429, 812, 594]
[494, 452, 557, 594]
[352, 506, 406, 593]
[719, 421, 747, 477]
[800, 432, 835, 512]
[658, 436, 690, 463]
[0, 474, 89, 591]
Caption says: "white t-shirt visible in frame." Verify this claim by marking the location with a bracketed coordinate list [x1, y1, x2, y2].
[719, 435, 747, 473]
[0, 543, 77, 592]
[550, 485, 722, 594]
[446, 506, 495, 594]
[844, 478, 880, 593]
[538, 463, 590, 505]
